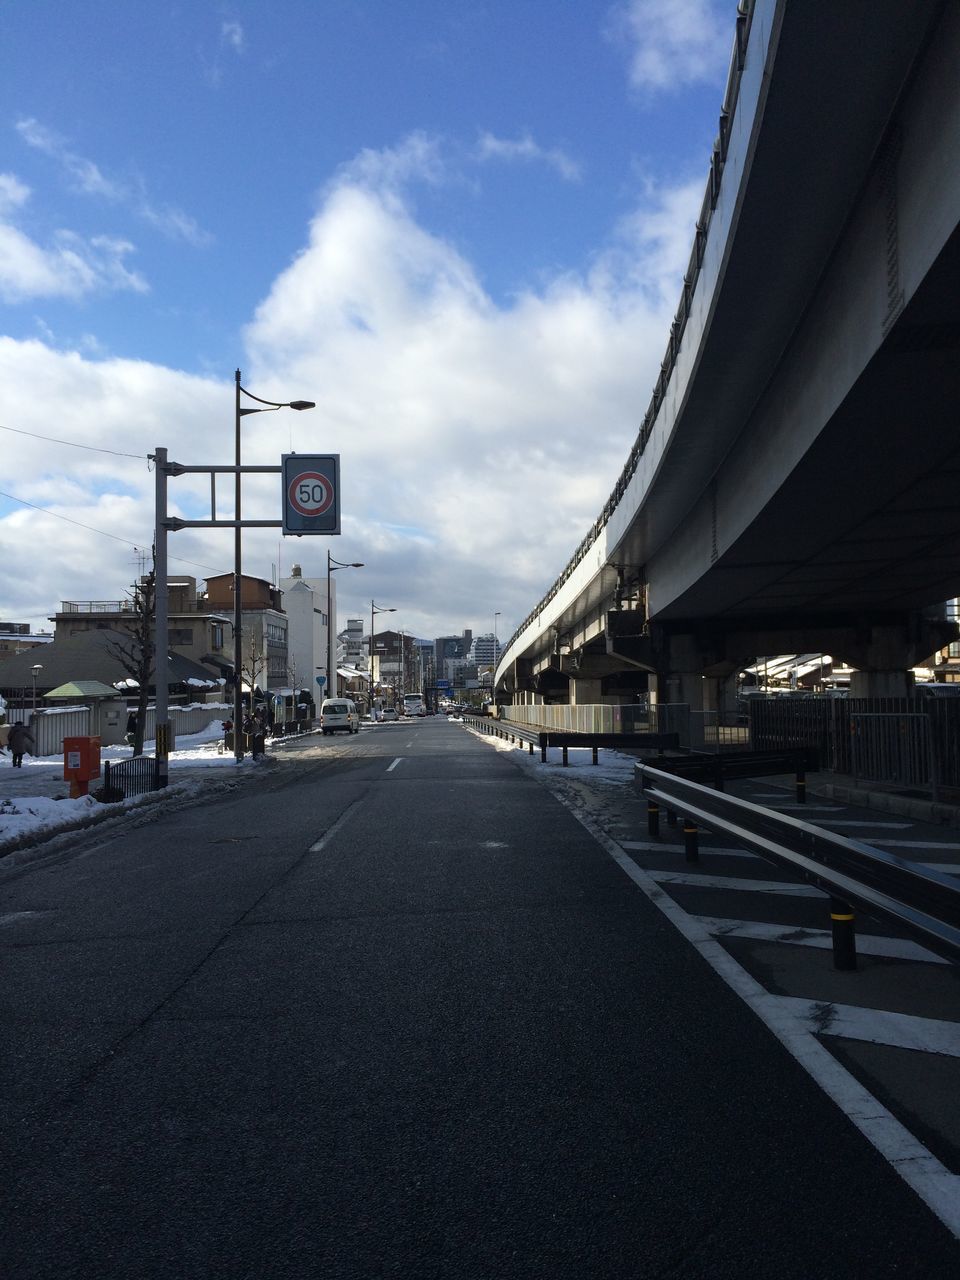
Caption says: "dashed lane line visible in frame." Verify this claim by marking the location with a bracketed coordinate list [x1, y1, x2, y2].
[387, 758, 403, 772]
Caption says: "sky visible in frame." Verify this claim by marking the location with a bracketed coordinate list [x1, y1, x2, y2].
[0, 0, 735, 646]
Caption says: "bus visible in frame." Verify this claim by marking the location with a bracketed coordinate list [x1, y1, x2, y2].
[402, 693, 425, 717]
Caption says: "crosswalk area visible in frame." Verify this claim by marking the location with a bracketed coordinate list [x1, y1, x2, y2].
[509, 751, 960, 1238]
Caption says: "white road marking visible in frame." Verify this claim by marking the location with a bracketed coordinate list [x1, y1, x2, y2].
[581, 827, 960, 1238]
[880, 840, 960, 850]
[761, 804, 844, 812]
[387, 757, 403, 772]
[825, 820, 912, 829]
[694, 915, 949, 964]
[309, 800, 363, 853]
[621, 840, 757, 858]
[779, 997, 960, 1058]
[648, 869, 823, 897]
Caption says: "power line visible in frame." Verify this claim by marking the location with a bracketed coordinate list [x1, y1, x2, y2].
[0, 489, 221, 574]
[0, 421, 147, 460]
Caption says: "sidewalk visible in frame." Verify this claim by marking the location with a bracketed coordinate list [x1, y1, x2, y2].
[0, 730, 270, 860]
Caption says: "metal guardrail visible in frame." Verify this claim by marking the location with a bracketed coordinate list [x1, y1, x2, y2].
[463, 715, 678, 766]
[102, 756, 162, 800]
[634, 763, 960, 969]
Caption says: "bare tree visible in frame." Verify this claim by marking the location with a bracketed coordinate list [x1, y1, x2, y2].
[107, 557, 156, 757]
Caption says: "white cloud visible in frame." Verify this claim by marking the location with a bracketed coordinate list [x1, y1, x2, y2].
[477, 131, 582, 182]
[0, 135, 703, 641]
[0, 173, 31, 214]
[607, 0, 730, 92]
[0, 218, 148, 303]
[16, 118, 124, 199]
[221, 21, 245, 54]
[15, 117, 212, 247]
[338, 131, 447, 193]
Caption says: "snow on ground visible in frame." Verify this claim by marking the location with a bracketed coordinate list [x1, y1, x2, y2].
[0, 721, 250, 850]
[473, 724, 638, 788]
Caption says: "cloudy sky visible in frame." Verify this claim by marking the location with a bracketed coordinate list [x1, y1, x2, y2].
[0, 0, 733, 644]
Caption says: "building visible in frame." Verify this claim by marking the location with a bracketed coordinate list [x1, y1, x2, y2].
[468, 633, 502, 672]
[0, 622, 53, 662]
[369, 630, 418, 697]
[204, 573, 288, 692]
[434, 631, 473, 684]
[51, 578, 232, 684]
[279, 564, 333, 696]
[341, 619, 367, 669]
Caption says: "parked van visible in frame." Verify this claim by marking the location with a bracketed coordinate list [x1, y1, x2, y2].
[320, 698, 360, 735]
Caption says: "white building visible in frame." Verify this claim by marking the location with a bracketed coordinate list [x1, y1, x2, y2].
[468, 633, 502, 670]
[279, 565, 334, 696]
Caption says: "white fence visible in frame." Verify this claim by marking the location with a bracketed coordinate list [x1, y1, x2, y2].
[22, 702, 230, 758]
[26, 707, 92, 756]
[502, 703, 650, 733]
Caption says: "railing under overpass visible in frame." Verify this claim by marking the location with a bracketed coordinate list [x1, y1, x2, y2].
[498, 695, 960, 800]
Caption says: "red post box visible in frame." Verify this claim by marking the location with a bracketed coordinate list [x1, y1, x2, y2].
[64, 736, 102, 798]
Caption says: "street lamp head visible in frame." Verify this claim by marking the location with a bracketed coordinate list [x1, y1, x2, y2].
[288, 400, 315, 411]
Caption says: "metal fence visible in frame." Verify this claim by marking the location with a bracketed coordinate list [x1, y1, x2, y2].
[26, 707, 92, 756]
[748, 695, 960, 799]
[102, 756, 162, 799]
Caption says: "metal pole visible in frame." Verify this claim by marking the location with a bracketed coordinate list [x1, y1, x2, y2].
[234, 369, 243, 761]
[154, 446, 170, 786]
[327, 550, 334, 702]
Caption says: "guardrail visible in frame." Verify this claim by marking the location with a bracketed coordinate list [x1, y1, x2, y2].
[463, 715, 679, 765]
[634, 763, 960, 969]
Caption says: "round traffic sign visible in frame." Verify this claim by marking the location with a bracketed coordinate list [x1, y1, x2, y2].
[287, 471, 334, 518]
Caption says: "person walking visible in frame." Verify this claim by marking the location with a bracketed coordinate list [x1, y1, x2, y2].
[9, 721, 35, 768]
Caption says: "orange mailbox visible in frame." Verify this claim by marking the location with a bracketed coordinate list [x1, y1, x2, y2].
[63, 736, 102, 798]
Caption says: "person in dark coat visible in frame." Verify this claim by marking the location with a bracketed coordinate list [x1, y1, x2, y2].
[9, 721, 35, 768]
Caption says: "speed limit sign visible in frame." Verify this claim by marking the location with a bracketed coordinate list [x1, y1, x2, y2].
[281, 454, 340, 535]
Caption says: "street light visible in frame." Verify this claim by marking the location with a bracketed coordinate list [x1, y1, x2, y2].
[30, 663, 42, 715]
[233, 369, 314, 761]
[370, 599, 396, 700]
[327, 552, 364, 701]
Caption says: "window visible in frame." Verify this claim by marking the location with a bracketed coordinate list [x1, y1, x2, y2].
[210, 623, 224, 650]
[170, 627, 194, 646]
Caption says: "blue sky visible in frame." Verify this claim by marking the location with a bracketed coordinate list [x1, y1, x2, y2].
[0, 0, 734, 641]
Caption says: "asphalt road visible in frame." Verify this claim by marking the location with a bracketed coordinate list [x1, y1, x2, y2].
[3, 717, 958, 1278]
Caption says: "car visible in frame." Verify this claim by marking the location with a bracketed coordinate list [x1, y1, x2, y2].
[381, 707, 399, 721]
[320, 698, 360, 735]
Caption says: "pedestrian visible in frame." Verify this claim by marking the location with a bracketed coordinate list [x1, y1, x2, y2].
[241, 712, 255, 755]
[252, 710, 267, 760]
[125, 710, 138, 747]
[9, 721, 35, 768]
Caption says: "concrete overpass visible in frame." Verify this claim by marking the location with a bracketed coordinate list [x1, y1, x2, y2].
[497, 0, 960, 712]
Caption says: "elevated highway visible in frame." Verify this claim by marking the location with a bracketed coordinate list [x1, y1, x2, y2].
[498, 0, 960, 710]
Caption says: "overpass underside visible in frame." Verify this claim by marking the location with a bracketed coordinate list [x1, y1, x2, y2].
[498, 0, 960, 711]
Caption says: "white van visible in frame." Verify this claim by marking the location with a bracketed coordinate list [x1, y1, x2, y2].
[320, 698, 360, 735]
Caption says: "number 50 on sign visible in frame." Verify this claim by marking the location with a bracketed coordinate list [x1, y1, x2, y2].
[281, 454, 341, 535]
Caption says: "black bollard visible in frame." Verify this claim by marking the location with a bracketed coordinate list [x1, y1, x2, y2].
[683, 819, 699, 864]
[830, 897, 857, 971]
